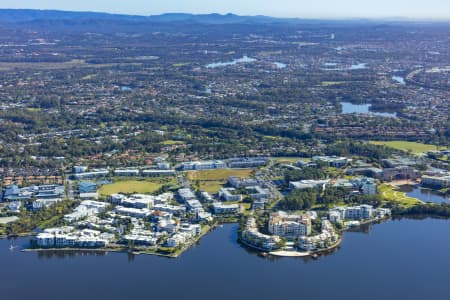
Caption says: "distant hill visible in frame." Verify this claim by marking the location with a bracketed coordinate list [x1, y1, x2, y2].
[0, 9, 281, 25]
[0, 9, 442, 28]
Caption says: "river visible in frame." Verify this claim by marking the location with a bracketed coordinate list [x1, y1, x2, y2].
[2, 219, 450, 299]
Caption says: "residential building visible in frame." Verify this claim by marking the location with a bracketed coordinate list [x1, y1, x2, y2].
[329, 205, 391, 222]
[180, 160, 226, 171]
[268, 211, 311, 238]
[64, 200, 109, 222]
[178, 188, 196, 202]
[219, 188, 243, 202]
[114, 169, 140, 177]
[241, 217, 280, 251]
[228, 176, 258, 188]
[227, 157, 267, 168]
[141, 170, 176, 177]
[298, 220, 339, 251]
[289, 180, 329, 190]
[211, 202, 240, 214]
[421, 175, 450, 189]
[312, 156, 351, 168]
[114, 206, 150, 218]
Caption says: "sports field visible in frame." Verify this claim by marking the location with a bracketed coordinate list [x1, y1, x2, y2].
[187, 169, 254, 194]
[99, 180, 162, 196]
[370, 141, 442, 154]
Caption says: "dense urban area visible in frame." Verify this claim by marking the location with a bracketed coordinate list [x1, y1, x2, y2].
[0, 10, 449, 258]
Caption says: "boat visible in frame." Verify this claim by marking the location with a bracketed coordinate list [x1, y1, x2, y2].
[9, 245, 18, 251]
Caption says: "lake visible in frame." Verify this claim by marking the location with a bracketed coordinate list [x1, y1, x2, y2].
[273, 62, 287, 69]
[323, 62, 368, 71]
[341, 102, 397, 117]
[392, 76, 406, 85]
[401, 185, 449, 204]
[206, 56, 257, 68]
[2, 219, 450, 300]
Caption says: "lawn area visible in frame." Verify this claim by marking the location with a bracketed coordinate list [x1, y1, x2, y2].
[160, 140, 185, 145]
[187, 169, 254, 194]
[378, 184, 423, 207]
[0, 216, 19, 224]
[196, 181, 225, 194]
[321, 81, 346, 86]
[272, 157, 311, 163]
[99, 180, 162, 196]
[37, 215, 61, 229]
[187, 169, 254, 181]
[370, 141, 442, 154]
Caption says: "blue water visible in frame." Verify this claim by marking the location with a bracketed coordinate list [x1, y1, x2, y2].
[349, 63, 368, 70]
[341, 102, 397, 118]
[1, 219, 450, 300]
[273, 62, 287, 69]
[404, 186, 449, 204]
[206, 56, 257, 68]
[323, 63, 368, 71]
[392, 76, 406, 85]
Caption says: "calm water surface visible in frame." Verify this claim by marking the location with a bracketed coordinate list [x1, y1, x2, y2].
[273, 62, 287, 69]
[403, 186, 450, 204]
[1, 219, 450, 300]
[392, 76, 406, 85]
[206, 56, 257, 68]
[341, 102, 397, 117]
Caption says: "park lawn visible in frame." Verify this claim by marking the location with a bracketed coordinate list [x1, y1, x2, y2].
[321, 81, 346, 86]
[172, 63, 190, 67]
[197, 181, 225, 194]
[187, 169, 253, 181]
[160, 140, 185, 145]
[99, 180, 162, 196]
[272, 157, 311, 163]
[370, 141, 442, 154]
[187, 169, 254, 193]
[37, 215, 62, 229]
[378, 184, 422, 207]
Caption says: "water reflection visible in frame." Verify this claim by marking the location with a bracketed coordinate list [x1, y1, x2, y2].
[399, 185, 449, 204]
[37, 249, 109, 260]
[341, 102, 397, 117]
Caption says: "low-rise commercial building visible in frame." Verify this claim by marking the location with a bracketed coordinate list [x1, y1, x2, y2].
[180, 160, 226, 171]
[421, 175, 450, 189]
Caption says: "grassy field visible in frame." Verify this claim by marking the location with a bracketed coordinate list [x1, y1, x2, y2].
[0, 216, 19, 224]
[160, 140, 185, 145]
[378, 184, 422, 207]
[99, 180, 163, 196]
[370, 141, 442, 154]
[271, 157, 311, 164]
[187, 169, 254, 181]
[187, 169, 254, 194]
[321, 81, 346, 86]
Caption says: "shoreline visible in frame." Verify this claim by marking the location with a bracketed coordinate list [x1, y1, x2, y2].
[21, 223, 217, 259]
[240, 217, 391, 258]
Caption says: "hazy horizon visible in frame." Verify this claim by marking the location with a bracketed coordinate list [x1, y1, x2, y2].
[0, 0, 450, 20]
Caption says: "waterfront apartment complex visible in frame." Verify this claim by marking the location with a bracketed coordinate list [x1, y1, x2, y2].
[268, 211, 312, 238]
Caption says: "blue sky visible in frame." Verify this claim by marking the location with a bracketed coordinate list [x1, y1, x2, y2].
[0, 0, 449, 19]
